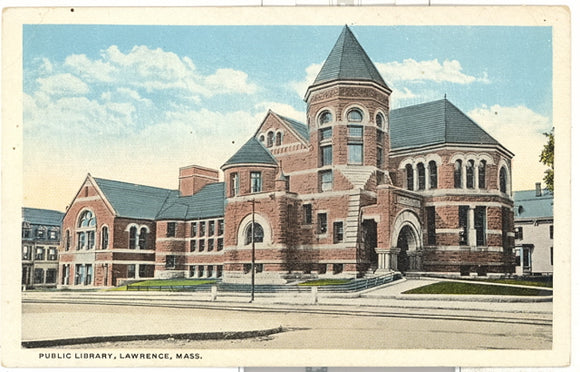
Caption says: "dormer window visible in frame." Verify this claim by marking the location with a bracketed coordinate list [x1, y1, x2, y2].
[347, 108, 363, 122]
[266, 132, 274, 148]
[318, 110, 332, 126]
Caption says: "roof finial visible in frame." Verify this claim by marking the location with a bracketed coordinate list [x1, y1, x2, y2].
[444, 93, 447, 100]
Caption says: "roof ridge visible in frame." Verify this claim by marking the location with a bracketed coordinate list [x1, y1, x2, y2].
[443, 99, 501, 146]
[93, 176, 175, 192]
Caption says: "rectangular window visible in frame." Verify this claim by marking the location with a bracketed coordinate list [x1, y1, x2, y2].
[475, 206, 486, 246]
[49, 230, 57, 240]
[320, 127, 332, 141]
[550, 247, 553, 265]
[217, 238, 224, 251]
[35, 247, 45, 260]
[320, 170, 333, 192]
[333, 221, 344, 243]
[209, 221, 215, 236]
[303, 204, 312, 224]
[23, 228, 31, 239]
[166, 222, 176, 237]
[165, 255, 176, 269]
[198, 265, 205, 278]
[62, 264, 70, 285]
[515, 226, 524, 240]
[549, 225, 553, 239]
[199, 239, 205, 252]
[37, 229, 45, 239]
[127, 264, 136, 278]
[318, 213, 327, 234]
[230, 172, 240, 196]
[75, 264, 85, 285]
[320, 145, 332, 166]
[191, 222, 197, 237]
[208, 239, 214, 251]
[45, 269, 57, 284]
[250, 172, 262, 193]
[459, 206, 469, 245]
[348, 125, 363, 138]
[377, 129, 384, 144]
[190, 265, 196, 278]
[48, 247, 58, 260]
[427, 206, 436, 245]
[87, 231, 95, 249]
[200, 221, 206, 236]
[376, 147, 383, 168]
[85, 264, 93, 285]
[348, 144, 363, 164]
[77, 232, 85, 250]
[218, 219, 224, 236]
[139, 265, 155, 278]
[34, 268, 44, 284]
[190, 239, 196, 252]
[22, 246, 31, 260]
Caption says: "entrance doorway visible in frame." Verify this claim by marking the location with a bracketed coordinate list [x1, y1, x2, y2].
[361, 219, 378, 273]
[396, 224, 419, 273]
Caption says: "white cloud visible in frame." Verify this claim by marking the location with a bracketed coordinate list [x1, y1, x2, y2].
[254, 101, 306, 124]
[468, 104, 552, 191]
[289, 63, 323, 98]
[205, 68, 258, 95]
[36, 73, 90, 96]
[377, 59, 489, 85]
[64, 53, 115, 83]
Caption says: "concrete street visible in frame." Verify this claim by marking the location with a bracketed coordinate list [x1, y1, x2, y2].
[21, 279, 553, 350]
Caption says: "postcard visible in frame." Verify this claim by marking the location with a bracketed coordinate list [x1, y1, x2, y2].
[1, 5, 571, 368]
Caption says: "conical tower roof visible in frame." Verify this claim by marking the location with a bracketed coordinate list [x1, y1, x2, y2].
[311, 25, 388, 89]
[222, 137, 278, 168]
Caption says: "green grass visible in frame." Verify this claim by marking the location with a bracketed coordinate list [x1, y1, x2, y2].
[107, 279, 217, 291]
[403, 282, 552, 296]
[476, 278, 553, 288]
[297, 279, 352, 286]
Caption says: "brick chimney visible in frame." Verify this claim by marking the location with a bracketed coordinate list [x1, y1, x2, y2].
[535, 182, 542, 197]
[179, 165, 219, 197]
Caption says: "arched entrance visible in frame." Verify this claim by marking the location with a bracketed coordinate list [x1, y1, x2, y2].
[390, 210, 423, 273]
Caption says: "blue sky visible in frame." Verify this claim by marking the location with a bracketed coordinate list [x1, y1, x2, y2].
[23, 25, 553, 210]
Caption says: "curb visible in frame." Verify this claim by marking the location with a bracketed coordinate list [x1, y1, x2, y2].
[22, 326, 285, 349]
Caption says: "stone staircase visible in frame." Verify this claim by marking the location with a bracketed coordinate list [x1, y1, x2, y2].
[338, 166, 375, 189]
[344, 193, 361, 245]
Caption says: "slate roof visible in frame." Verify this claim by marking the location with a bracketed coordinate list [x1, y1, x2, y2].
[312, 25, 388, 89]
[156, 182, 226, 220]
[276, 113, 309, 141]
[390, 99, 501, 150]
[22, 207, 64, 226]
[93, 178, 177, 220]
[222, 137, 278, 167]
[513, 189, 553, 219]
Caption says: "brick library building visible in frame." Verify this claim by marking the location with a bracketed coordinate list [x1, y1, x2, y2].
[58, 26, 516, 287]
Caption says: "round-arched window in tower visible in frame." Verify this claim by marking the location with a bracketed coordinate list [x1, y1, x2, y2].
[376, 112, 385, 128]
[318, 110, 333, 126]
[347, 108, 363, 122]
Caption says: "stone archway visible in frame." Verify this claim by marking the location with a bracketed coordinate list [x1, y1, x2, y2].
[396, 224, 419, 272]
[390, 210, 423, 273]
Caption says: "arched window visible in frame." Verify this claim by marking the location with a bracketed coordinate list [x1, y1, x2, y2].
[375, 113, 384, 128]
[65, 230, 71, 251]
[266, 132, 274, 148]
[466, 160, 475, 189]
[500, 167, 508, 193]
[405, 164, 414, 191]
[429, 161, 438, 189]
[275, 132, 282, 146]
[478, 160, 486, 189]
[417, 163, 425, 190]
[77, 210, 96, 250]
[319, 110, 332, 125]
[139, 227, 147, 249]
[101, 226, 108, 249]
[259, 135, 265, 143]
[347, 108, 363, 122]
[454, 160, 463, 188]
[245, 223, 264, 245]
[129, 226, 137, 249]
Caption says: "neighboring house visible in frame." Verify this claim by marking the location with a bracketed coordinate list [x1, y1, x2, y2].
[22, 207, 64, 289]
[513, 184, 554, 276]
[61, 26, 515, 287]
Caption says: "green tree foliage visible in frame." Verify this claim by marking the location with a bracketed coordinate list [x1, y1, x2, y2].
[539, 128, 554, 192]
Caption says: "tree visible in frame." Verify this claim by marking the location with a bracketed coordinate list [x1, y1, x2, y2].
[539, 128, 554, 193]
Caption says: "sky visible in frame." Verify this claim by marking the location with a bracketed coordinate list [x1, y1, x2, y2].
[22, 25, 553, 211]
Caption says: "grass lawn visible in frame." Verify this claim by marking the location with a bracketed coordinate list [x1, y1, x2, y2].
[108, 279, 217, 291]
[403, 282, 552, 296]
[297, 279, 352, 286]
[476, 278, 553, 288]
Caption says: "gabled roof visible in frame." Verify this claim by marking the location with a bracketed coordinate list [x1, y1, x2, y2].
[22, 207, 64, 226]
[156, 182, 226, 220]
[222, 137, 278, 168]
[390, 99, 503, 151]
[513, 189, 553, 219]
[276, 113, 309, 141]
[311, 25, 388, 89]
[93, 177, 176, 220]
